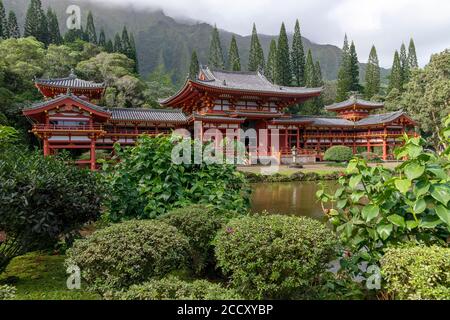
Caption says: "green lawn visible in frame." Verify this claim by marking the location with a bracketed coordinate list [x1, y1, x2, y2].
[0, 252, 100, 300]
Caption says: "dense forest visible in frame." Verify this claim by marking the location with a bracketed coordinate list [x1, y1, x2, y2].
[0, 0, 449, 151]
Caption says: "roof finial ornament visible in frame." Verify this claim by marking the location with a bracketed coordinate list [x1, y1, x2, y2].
[69, 68, 76, 79]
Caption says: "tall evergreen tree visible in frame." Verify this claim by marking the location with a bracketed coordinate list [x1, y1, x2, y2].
[275, 22, 291, 86]
[129, 33, 138, 72]
[265, 39, 277, 83]
[121, 26, 132, 56]
[85, 11, 97, 44]
[349, 41, 360, 91]
[208, 25, 225, 69]
[24, 0, 48, 44]
[388, 50, 403, 93]
[336, 34, 352, 101]
[189, 50, 200, 79]
[248, 23, 265, 72]
[47, 9, 62, 45]
[227, 35, 241, 71]
[0, 0, 8, 39]
[105, 39, 114, 53]
[408, 38, 419, 69]
[304, 49, 315, 87]
[314, 61, 324, 87]
[400, 43, 410, 84]
[291, 19, 306, 86]
[7, 11, 20, 38]
[113, 33, 122, 53]
[364, 45, 380, 99]
[98, 29, 106, 47]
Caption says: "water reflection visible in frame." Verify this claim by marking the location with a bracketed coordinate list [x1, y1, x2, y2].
[250, 181, 338, 219]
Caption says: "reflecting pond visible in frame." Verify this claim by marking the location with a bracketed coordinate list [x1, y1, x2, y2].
[250, 181, 338, 219]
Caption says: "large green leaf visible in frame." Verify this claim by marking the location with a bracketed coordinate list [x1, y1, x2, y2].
[435, 205, 450, 227]
[349, 175, 362, 189]
[395, 179, 412, 194]
[430, 185, 450, 206]
[404, 163, 425, 180]
[377, 224, 393, 240]
[387, 214, 406, 228]
[406, 220, 419, 230]
[361, 204, 379, 222]
[413, 198, 427, 214]
[419, 219, 442, 229]
[414, 180, 430, 198]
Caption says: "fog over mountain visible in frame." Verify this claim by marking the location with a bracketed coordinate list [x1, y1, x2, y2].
[3, 0, 412, 84]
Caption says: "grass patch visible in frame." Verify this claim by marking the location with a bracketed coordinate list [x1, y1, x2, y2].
[0, 252, 99, 300]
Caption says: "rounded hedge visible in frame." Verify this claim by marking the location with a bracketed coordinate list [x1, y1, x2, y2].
[110, 276, 242, 300]
[381, 245, 450, 300]
[214, 215, 337, 299]
[358, 152, 382, 162]
[158, 205, 237, 275]
[65, 220, 190, 294]
[323, 146, 353, 162]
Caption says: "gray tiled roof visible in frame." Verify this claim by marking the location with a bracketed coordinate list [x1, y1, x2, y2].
[272, 111, 407, 127]
[355, 110, 406, 126]
[24, 94, 109, 114]
[191, 113, 246, 122]
[195, 66, 323, 95]
[325, 96, 384, 111]
[109, 108, 188, 123]
[35, 71, 105, 89]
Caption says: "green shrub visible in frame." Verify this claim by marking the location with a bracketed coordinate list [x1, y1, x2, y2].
[78, 149, 110, 162]
[358, 152, 382, 162]
[381, 245, 450, 300]
[158, 205, 238, 275]
[214, 215, 337, 299]
[324, 146, 353, 162]
[0, 285, 16, 300]
[0, 151, 104, 273]
[110, 276, 242, 300]
[65, 220, 190, 294]
[103, 136, 250, 221]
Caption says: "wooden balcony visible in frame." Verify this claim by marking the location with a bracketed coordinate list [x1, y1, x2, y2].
[32, 124, 106, 135]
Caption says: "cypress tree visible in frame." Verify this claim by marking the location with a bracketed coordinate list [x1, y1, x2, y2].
[105, 39, 114, 53]
[336, 34, 351, 101]
[400, 43, 410, 84]
[364, 45, 380, 99]
[228, 35, 241, 71]
[291, 19, 305, 86]
[349, 41, 360, 91]
[388, 50, 403, 93]
[85, 11, 97, 44]
[248, 23, 265, 72]
[408, 38, 418, 69]
[98, 29, 106, 47]
[208, 25, 225, 69]
[114, 33, 122, 53]
[24, 0, 48, 45]
[275, 22, 291, 86]
[121, 26, 132, 56]
[47, 9, 62, 44]
[0, 0, 8, 39]
[314, 61, 324, 87]
[130, 33, 138, 72]
[189, 50, 200, 79]
[7, 11, 20, 38]
[304, 49, 315, 87]
[265, 39, 277, 83]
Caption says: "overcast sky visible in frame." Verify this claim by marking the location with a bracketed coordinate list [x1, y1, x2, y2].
[103, 0, 450, 68]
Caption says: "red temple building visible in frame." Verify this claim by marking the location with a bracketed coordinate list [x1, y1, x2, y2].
[23, 67, 417, 169]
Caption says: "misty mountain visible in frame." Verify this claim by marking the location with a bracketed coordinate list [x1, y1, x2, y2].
[3, 0, 390, 85]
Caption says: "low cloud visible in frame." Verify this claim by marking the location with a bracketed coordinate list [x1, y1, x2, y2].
[100, 0, 450, 68]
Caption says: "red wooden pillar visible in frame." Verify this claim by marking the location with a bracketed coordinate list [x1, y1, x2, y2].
[296, 127, 300, 150]
[90, 137, 96, 171]
[43, 137, 50, 156]
[367, 128, 371, 153]
[382, 127, 388, 161]
[284, 127, 288, 154]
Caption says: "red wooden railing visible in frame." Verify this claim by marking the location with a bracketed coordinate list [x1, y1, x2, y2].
[33, 124, 104, 131]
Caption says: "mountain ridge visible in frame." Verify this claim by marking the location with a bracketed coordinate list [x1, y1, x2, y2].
[3, 0, 390, 85]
